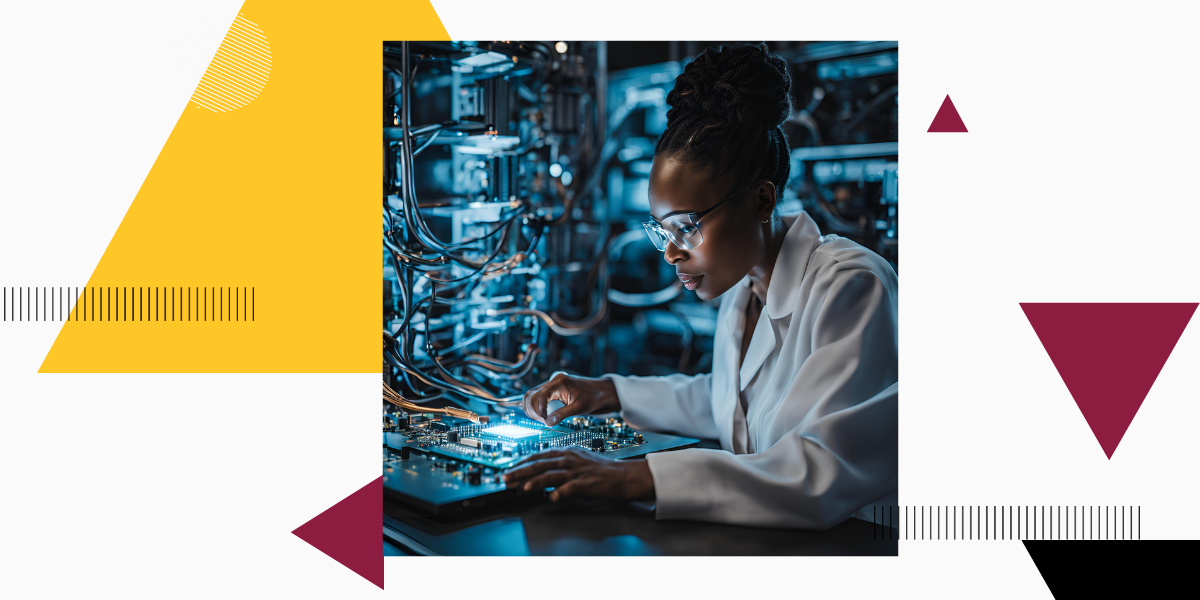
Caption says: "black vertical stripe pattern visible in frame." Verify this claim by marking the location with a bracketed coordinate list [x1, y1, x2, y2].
[866, 506, 1141, 541]
[5, 285, 258, 324]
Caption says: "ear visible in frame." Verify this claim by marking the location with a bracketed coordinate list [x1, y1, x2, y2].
[754, 180, 777, 221]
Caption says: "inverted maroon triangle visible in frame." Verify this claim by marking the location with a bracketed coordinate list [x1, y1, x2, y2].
[292, 476, 383, 589]
[1021, 303, 1197, 459]
[928, 94, 968, 132]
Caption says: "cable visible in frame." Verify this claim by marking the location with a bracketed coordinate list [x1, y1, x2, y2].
[442, 205, 527, 251]
[382, 42, 617, 410]
[486, 307, 604, 337]
[412, 129, 441, 156]
[384, 60, 421, 103]
[440, 330, 488, 356]
[465, 346, 539, 381]
[421, 226, 519, 284]
[383, 381, 479, 422]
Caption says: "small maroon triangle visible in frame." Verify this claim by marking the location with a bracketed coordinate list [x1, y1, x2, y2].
[293, 476, 384, 589]
[1021, 303, 1197, 459]
[928, 94, 968, 132]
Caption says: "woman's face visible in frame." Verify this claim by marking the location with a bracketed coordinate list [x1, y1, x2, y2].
[647, 154, 771, 301]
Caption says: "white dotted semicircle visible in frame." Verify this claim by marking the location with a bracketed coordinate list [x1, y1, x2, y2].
[190, 13, 271, 112]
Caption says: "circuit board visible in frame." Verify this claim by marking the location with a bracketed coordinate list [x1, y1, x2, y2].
[382, 410, 699, 514]
[384, 412, 658, 468]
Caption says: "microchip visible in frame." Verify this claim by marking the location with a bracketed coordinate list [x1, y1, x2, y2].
[460, 437, 482, 448]
[485, 424, 544, 440]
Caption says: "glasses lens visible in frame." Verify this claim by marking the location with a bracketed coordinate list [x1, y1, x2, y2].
[642, 222, 668, 251]
[661, 216, 702, 250]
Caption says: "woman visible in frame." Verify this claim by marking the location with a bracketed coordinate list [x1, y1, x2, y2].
[503, 43, 898, 530]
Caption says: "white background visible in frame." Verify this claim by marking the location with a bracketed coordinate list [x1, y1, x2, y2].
[3, 0, 1198, 598]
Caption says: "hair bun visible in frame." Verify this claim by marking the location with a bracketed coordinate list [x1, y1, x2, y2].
[665, 43, 793, 130]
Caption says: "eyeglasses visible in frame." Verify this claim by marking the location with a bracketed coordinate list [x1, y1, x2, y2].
[642, 181, 757, 252]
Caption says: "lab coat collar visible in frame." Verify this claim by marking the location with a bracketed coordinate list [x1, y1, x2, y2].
[738, 307, 777, 392]
[765, 211, 822, 319]
[725, 211, 823, 335]
[726, 211, 823, 392]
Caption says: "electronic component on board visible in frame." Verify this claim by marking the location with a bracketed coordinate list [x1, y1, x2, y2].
[386, 413, 655, 467]
[384, 412, 698, 515]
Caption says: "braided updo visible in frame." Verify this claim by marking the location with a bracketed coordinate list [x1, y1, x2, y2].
[655, 43, 793, 197]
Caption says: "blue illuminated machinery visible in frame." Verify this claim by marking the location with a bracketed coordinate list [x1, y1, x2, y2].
[381, 41, 898, 512]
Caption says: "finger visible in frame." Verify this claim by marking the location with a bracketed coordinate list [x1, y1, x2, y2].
[548, 479, 585, 503]
[540, 377, 580, 426]
[526, 377, 573, 424]
[510, 445, 593, 469]
[509, 448, 571, 467]
[503, 455, 574, 483]
[519, 469, 573, 492]
[522, 384, 548, 423]
[545, 399, 587, 427]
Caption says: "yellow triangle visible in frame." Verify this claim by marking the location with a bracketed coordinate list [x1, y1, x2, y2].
[40, 0, 449, 372]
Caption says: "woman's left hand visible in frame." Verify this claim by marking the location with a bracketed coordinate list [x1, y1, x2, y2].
[501, 447, 655, 502]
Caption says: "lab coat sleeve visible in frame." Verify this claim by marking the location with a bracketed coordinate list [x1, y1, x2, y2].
[645, 265, 898, 529]
[600, 372, 721, 441]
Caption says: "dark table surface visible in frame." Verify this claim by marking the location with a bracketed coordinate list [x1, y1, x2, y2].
[384, 437, 897, 556]
[384, 491, 897, 556]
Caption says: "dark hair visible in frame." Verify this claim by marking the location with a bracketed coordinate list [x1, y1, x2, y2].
[655, 43, 793, 198]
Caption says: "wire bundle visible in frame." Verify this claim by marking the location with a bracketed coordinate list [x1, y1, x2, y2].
[381, 43, 687, 412]
[382, 42, 576, 410]
[382, 381, 480, 423]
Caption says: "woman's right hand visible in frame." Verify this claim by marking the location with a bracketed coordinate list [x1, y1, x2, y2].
[522, 372, 620, 426]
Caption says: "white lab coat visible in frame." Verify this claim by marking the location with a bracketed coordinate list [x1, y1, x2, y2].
[603, 211, 898, 529]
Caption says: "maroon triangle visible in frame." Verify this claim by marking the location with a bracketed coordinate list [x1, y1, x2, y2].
[292, 476, 383, 589]
[1021, 303, 1197, 459]
[928, 94, 968, 132]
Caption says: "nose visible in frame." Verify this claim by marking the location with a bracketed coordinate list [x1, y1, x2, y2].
[663, 241, 686, 265]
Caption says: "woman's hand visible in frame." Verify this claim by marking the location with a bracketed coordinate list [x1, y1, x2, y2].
[502, 447, 655, 502]
[522, 372, 620, 426]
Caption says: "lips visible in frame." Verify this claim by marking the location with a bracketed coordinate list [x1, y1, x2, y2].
[678, 273, 703, 291]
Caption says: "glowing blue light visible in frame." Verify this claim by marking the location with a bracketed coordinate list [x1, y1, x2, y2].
[560, 171, 573, 186]
[549, 163, 563, 178]
[486, 424, 542, 439]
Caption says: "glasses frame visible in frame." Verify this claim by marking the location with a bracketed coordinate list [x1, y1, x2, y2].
[642, 180, 759, 252]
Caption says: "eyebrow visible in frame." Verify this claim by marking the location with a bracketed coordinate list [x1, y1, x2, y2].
[651, 209, 691, 222]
